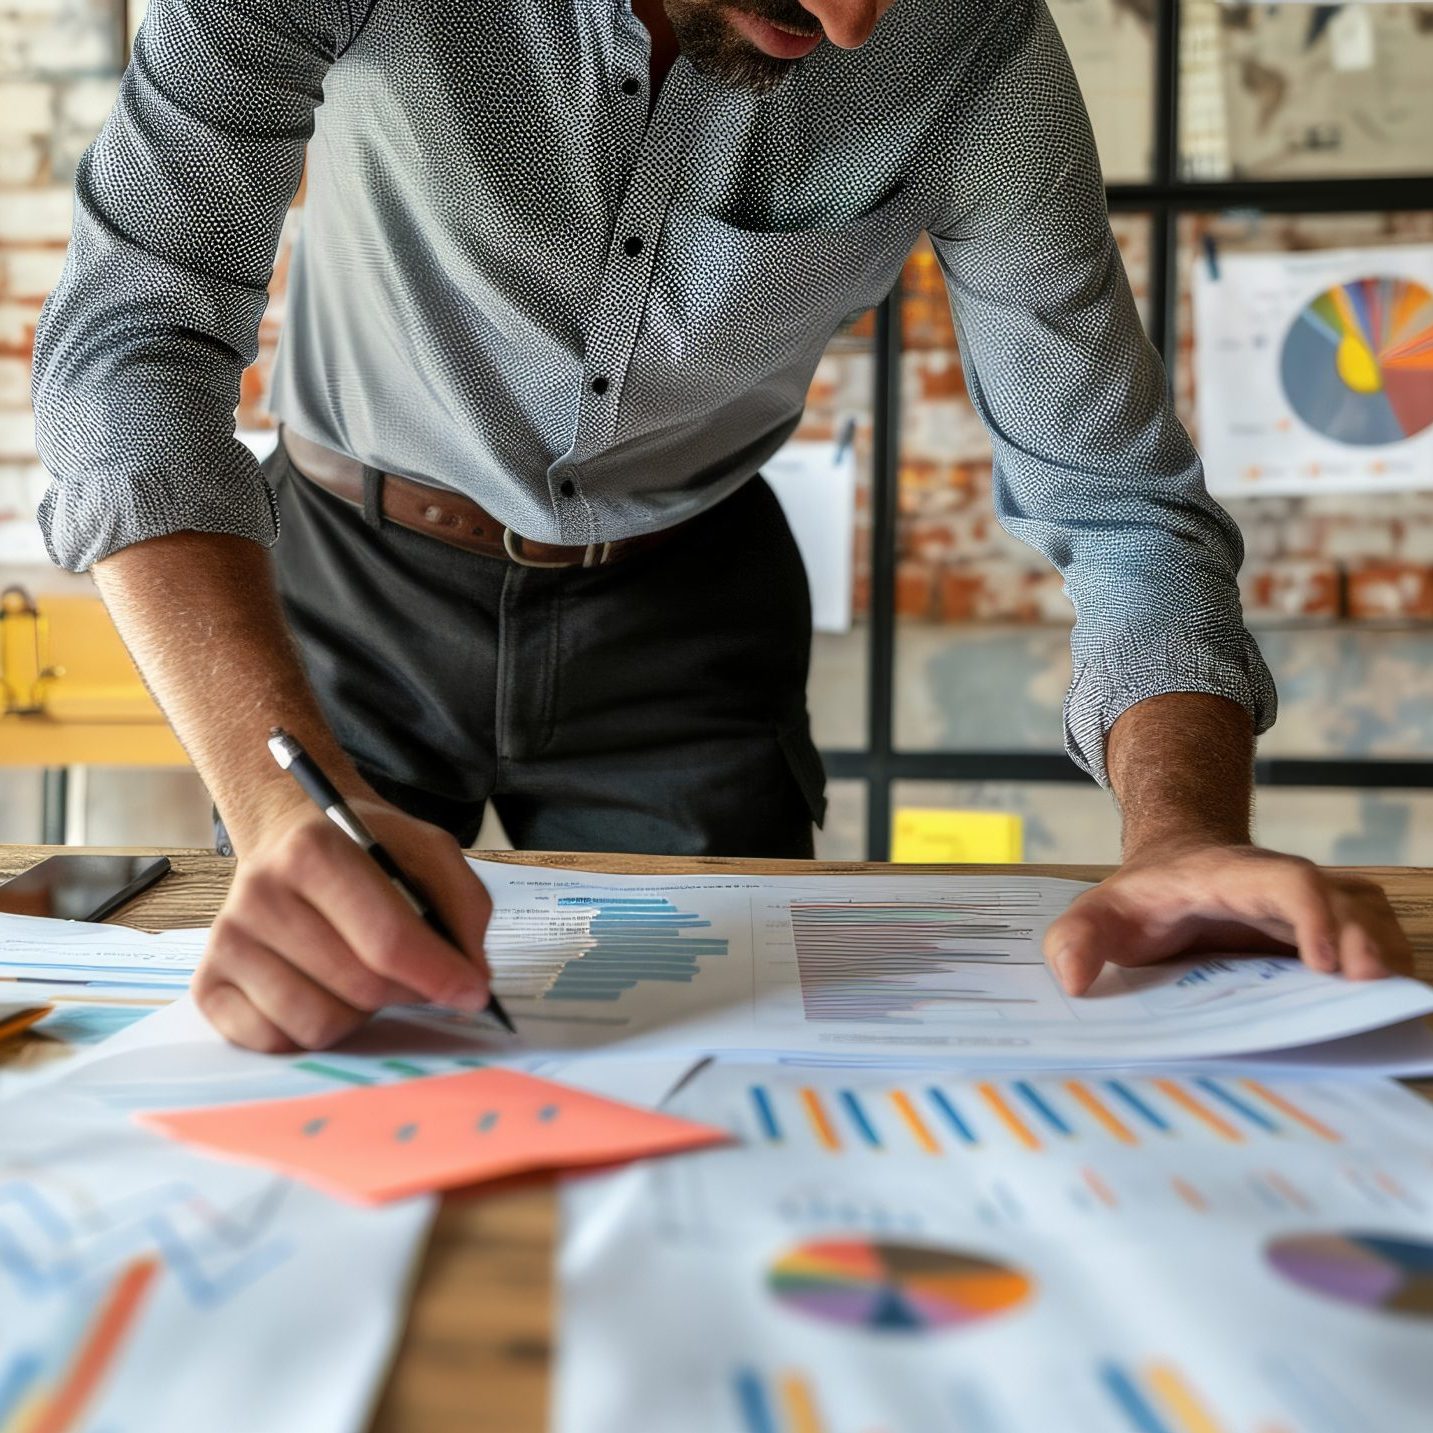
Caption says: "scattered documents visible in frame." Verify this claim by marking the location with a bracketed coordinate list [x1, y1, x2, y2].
[26, 996, 705, 1116]
[141, 1068, 727, 1206]
[0, 1089, 431, 1433]
[556, 1060, 1433, 1433]
[0, 910, 202, 1011]
[8, 866, 1433, 1073]
[475, 862, 1433, 1068]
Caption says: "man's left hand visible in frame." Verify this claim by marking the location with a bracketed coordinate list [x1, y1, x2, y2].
[1043, 843, 1414, 996]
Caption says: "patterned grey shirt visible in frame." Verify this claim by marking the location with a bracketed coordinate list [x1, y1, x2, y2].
[30, 0, 1275, 784]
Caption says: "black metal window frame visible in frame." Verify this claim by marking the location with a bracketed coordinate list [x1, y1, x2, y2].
[823, 0, 1433, 860]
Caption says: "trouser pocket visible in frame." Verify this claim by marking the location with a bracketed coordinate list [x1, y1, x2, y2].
[778, 720, 828, 828]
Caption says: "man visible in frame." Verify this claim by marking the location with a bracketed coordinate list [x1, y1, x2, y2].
[31, 0, 1410, 1053]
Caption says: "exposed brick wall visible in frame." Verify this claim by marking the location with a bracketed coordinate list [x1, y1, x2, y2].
[800, 212, 1433, 627]
[1, 0, 125, 565]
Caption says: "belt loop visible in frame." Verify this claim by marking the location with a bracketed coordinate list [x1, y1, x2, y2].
[361, 465, 384, 529]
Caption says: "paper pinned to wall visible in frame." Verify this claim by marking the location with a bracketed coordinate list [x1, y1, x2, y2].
[762, 432, 857, 634]
[1194, 246, 1433, 495]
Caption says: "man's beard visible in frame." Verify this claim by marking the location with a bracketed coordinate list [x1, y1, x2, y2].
[664, 0, 822, 95]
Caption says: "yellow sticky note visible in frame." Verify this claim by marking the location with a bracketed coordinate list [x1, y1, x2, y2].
[891, 808, 1023, 864]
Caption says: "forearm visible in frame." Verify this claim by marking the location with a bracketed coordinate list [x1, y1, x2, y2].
[1106, 693, 1255, 861]
[93, 530, 371, 852]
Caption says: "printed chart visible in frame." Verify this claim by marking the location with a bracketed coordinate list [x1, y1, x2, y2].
[1280, 277, 1433, 446]
[787, 899, 1036, 1024]
[0, 1094, 429, 1433]
[471, 862, 1433, 1065]
[1194, 245, 1433, 494]
[1266, 1232, 1433, 1320]
[556, 1063, 1433, 1433]
[766, 1239, 1033, 1333]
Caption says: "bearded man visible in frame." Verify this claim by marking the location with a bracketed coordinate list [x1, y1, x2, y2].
[30, 0, 1410, 1051]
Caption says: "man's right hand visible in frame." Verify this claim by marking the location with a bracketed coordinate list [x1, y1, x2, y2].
[194, 795, 494, 1053]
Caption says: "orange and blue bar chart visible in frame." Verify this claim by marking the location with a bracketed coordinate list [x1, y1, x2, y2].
[745, 1076, 1345, 1157]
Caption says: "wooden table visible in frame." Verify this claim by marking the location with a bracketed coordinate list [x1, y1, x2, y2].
[4, 846, 1433, 1432]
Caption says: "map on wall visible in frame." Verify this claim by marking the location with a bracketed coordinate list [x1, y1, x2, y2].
[1215, 3, 1433, 178]
[1194, 245, 1433, 495]
[1048, 0, 1156, 183]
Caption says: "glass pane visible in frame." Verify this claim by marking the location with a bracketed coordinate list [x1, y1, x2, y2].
[1048, 0, 1157, 184]
[814, 780, 868, 862]
[893, 220, 1152, 754]
[1256, 789, 1433, 866]
[798, 318, 872, 752]
[1180, 0, 1433, 180]
[892, 781, 1121, 865]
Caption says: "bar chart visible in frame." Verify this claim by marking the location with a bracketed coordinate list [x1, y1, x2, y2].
[742, 1074, 1347, 1158]
[787, 898, 1038, 1024]
[486, 895, 729, 1006]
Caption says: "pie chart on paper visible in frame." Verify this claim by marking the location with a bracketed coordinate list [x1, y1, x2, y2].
[1279, 276, 1433, 447]
[765, 1237, 1034, 1333]
[1265, 1231, 1433, 1319]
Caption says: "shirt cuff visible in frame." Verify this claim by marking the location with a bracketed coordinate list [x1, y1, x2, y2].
[37, 464, 279, 573]
[1063, 624, 1277, 788]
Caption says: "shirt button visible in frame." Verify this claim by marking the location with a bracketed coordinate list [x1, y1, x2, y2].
[620, 76, 641, 96]
[623, 235, 644, 257]
[590, 376, 609, 395]
[559, 479, 576, 498]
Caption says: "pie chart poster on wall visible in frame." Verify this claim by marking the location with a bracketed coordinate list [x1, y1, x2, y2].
[1194, 245, 1433, 497]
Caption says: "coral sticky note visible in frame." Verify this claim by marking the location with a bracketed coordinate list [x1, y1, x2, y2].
[137, 1068, 728, 1205]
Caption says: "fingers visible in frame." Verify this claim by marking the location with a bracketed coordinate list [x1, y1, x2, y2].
[1329, 880, 1413, 980]
[1044, 850, 1416, 996]
[272, 821, 491, 1011]
[240, 875, 419, 1012]
[417, 842, 494, 982]
[1256, 859, 1339, 975]
[196, 926, 368, 1052]
[193, 974, 294, 1054]
[1044, 904, 1121, 997]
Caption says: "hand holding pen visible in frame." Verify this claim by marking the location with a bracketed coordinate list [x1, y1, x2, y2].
[267, 728, 516, 1033]
[190, 729, 514, 1052]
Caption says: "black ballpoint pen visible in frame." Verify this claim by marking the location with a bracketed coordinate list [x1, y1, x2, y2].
[266, 726, 517, 1035]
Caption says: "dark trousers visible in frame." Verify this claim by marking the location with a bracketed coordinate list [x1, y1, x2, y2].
[249, 436, 826, 856]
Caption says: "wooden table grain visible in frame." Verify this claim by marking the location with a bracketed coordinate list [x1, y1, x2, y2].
[4, 845, 1432, 1432]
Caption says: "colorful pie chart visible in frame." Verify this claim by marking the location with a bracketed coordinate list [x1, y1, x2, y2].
[766, 1237, 1033, 1333]
[1279, 276, 1433, 447]
[1266, 1231, 1433, 1319]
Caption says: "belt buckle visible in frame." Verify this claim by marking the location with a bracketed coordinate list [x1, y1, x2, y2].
[501, 529, 613, 569]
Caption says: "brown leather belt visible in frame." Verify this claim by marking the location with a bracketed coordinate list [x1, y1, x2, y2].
[280, 428, 681, 568]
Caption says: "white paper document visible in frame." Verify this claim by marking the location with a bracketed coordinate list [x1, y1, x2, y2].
[0, 911, 204, 1008]
[557, 1061, 1433, 1433]
[475, 862, 1433, 1068]
[7, 864, 1432, 1072]
[0, 1089, 431, 1433]
[1194, 246, 1433, 496]
[18, 995, 703, 1117]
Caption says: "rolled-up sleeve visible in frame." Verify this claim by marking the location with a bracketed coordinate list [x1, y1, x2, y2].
[30, 0, 354, 572]
[928, 0, 1275, 787]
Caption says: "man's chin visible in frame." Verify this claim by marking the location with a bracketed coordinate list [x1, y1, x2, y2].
[667, 0, 815, 96]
